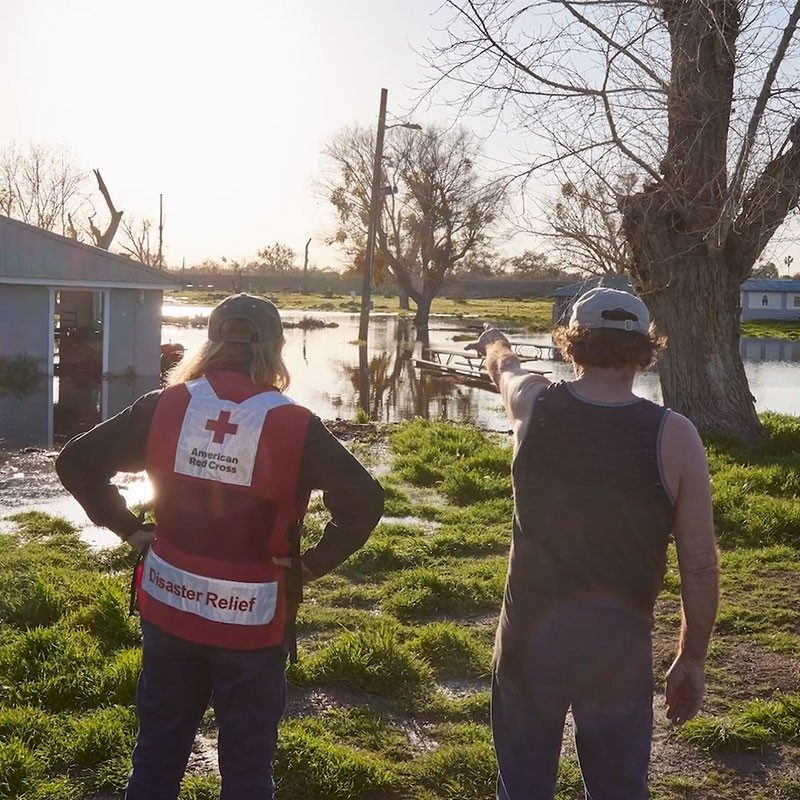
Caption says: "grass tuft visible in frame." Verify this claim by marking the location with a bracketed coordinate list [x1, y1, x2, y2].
[381, 563, 504, 620]
[678, 693, 800, 751]
[290, 624, 434, 698]
[275, 723, 400, 800]
[409, 623, 492, 678]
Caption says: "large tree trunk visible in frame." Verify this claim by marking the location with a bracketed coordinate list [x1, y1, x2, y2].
[643, 257, 760, 444]
[623, 192, 762, 444]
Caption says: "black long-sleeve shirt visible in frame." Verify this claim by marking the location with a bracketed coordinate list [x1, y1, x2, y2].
[55, 389, 384, 577]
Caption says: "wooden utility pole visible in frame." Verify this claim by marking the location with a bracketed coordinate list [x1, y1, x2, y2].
[302, 237, 311, 292]
[358, 88, 388, 345]
[157, 193, 164, 269]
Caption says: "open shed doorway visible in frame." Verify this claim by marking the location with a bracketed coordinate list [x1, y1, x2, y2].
[52, 289, 105, 444]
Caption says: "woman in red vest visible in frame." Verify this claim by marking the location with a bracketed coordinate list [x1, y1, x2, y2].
[56, 294, 385, 800]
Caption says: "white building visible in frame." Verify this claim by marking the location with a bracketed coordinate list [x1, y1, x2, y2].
[0, 214, 177, 448]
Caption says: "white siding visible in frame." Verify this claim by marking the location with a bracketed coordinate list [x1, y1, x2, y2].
[747, 291, 783, 310]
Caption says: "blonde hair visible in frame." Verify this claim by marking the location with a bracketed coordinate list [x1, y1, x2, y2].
[167, 318, 291, 390]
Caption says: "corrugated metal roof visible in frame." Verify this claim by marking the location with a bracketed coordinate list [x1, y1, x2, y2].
[548, 275, 633, 297]
[0, 214, 178, 288]
[742, 279, 800, 292]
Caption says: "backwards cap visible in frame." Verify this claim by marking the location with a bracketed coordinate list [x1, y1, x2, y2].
[569, 287, 650, 333]
[207, 293, 283, 343]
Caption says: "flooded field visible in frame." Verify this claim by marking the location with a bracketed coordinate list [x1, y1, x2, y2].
[2, 305, 799, 545]
[158, 304, 800, 425]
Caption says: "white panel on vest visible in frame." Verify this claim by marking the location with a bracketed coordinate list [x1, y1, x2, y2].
[142, 550, 278, 626]
[173, 377, 293, 487]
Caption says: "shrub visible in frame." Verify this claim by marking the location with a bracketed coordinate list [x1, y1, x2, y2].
[291, 624, 433, 698]
[0, 355, 44, 397]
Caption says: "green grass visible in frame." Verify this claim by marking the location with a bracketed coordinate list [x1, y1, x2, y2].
[167, 289, 554, 331]
[678, 694, 800, 752]
[4, 413, 800, 799]
[290, 623, 434, 699]
[741, 319, 800, 339]
[408, 623, 493, 678]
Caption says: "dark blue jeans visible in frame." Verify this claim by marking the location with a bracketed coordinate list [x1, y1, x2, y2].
[492, 671, 652, 800]
[125, 621, 287, 800]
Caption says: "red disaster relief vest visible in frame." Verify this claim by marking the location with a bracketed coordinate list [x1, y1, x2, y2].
[139, 370, 312, 649]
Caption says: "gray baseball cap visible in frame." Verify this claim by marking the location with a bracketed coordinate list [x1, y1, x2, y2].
[208, 293, 283, 343]
[570, 287, 650, 333]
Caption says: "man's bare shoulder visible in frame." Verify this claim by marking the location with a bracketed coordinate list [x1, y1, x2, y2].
[662, 411, 705, 455]
[661, 411, 709, 499]
[500, 370, 551, 425]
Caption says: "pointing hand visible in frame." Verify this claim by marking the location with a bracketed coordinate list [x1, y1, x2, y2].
[464, 323, 510, 356]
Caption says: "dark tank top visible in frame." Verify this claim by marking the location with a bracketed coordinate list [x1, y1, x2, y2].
[495, 382, 675, 695]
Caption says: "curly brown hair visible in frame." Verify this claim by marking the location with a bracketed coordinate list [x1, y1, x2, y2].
[553, 324, 666, 370]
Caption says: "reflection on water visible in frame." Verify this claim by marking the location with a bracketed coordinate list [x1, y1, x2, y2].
[2, 307, 799, 451]
[159, 308, 800, 428]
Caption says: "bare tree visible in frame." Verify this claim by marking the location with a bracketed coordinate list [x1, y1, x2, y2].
[545, 172, 637, 275]
[0, 143, 87, 234]
[323, 124, 506, 330]
[252, 243, 297, 273]
[87, 169, 123, 250]
[120, 217, 158, 265]
[0, 144, 125, 250]
[426, 0, 800, 442]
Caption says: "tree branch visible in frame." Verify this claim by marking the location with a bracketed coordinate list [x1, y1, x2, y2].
[558, 0, 668, 91]
[717, 0, 800, 242]
[727, 117, 800, 278]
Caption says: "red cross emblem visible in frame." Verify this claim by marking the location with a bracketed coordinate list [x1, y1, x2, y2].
[205, 410, 239, 444]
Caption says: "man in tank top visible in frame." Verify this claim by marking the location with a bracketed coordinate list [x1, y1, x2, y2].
[468, 288, 719, 800]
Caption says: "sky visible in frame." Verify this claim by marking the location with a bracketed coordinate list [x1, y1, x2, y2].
[2, 0, 798, 273]
[0, 0, 527, 269]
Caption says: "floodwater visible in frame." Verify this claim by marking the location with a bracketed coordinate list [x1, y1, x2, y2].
[159, 304, 800, 423]
[1, 305, 798, 546]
